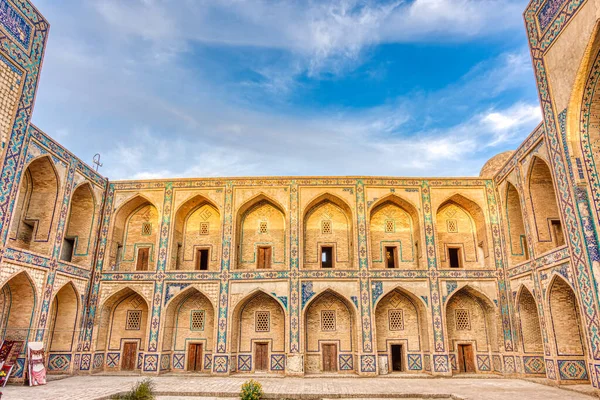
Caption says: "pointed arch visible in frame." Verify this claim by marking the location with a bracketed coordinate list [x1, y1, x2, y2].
[95, 286, 150, 369]
[515, 285, 543, 354]
[171, 194, 222, 271]
[435, 193, 489, 269]
[48, 282, 80, 355]
[108, 194, 159, 272]
[8, 154, 60, 255]
[303, 288, 357, 374]
[230, 289, 287, 373]
[303, 193, 354, 270]
[374, 285, 430, 371]
[0, 271, 37, 342]
[369, 194, 422, 269]
[547, 274, 586, 357]
[527, 156, 564, 254]
[236, 193, 287, 271]
[445, 285, 500, 363]
[504, 181, 529, 265]
[62, 182, 97, 265]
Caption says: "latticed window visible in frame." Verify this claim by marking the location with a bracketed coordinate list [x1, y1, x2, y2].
[259, 221, 268, 234]
[385, 219, 395, 233]
[389, 309, 404, 330]
[321, 220, 332, 234]
[191, 310, 205, 331]
[455, 309, 471, 330]
[321, 310, 336, 331]
[199, 222, 209, 235]
[255, 311, 270, 332]
[126, 310, 142, 330]
[447, 219, 458, 233]
[141, 222, 152, 236]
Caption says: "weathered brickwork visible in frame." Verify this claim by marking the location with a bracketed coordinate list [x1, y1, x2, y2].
[1, 0, 600, 391]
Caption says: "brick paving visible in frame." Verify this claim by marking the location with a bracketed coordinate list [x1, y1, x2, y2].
[1, 375, 596, 400]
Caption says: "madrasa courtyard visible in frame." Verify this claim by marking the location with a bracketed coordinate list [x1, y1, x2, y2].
[2, 0, 600, 399]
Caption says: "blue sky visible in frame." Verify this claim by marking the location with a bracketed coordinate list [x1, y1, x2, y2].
[31, 0, 540, 179]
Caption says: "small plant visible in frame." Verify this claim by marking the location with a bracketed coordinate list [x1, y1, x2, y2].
[240, 379, 263, 400]
[111, 378, 155, 400]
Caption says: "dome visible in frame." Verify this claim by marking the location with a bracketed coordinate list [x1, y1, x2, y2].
[479, 151, 515, 178]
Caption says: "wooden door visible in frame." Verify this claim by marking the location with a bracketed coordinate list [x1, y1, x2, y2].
[255, 343, 268, 371]
[257, 247, 272, 269]
[322, 344, 337, 372]
[122, 342, 137, 371]
[136, 247, 149, 271]
[187, 344, 203, 371]
[457, 344, 475, 373]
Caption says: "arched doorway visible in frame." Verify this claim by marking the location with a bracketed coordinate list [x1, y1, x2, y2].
[95, 288, 149, 371]
[304, 290, 356, 374]
[374, 287, 429, 373]
[162, 287, 215, 372]
[445, 286, 499, 374]
[231, 291, 286, 373]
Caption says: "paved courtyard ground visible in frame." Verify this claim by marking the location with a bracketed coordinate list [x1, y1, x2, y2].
[1, 375, 596, 400]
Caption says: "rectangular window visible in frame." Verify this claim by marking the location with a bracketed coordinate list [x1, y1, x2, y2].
[141, 222, 152, 236]
[385, 220, 395, 233]
[175, 243, 182, 270]
[190, 310, 205, 331]
[195, 249, 209, 271]
[448, 247, 461, 268]
[455, 309, 471, 331]
[199, 222, 209, 235]
[389, 309, 404, 331]
[257, 246, 272, 269]
[551, 220, 565, 247]
[321, 310, 336, 331]
[136, 247, 150, 271]
[60, 237, 75, 262]
[126, 310, 142, 330]
[385, 246, 397, 269]
[321, 220, 332, 234]
[259, 221, 268, 234]
[321, 246, 333, 268]
[255, 311, 270, 332]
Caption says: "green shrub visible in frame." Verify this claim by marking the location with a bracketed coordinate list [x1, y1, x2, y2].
[110, 378, 155, 400]
[240, 379, 263, 400]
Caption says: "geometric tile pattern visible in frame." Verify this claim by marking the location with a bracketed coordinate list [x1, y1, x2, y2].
[424, 355, 431, 372]
[523, 356, 545, 375]
[48, 354, 71, 372]
[503, 356, 515, 374]
[160, 354, 170, 371]
[93, 354, 104, 370]
[204, 354, 212, 370]
[493, 355, 502, 372]
[339, 354, 353, 371]
[213, 355, 228, 373]
[80, 354, 91, 371]
[546, 360, 556, 380]
[238, 355, 251, 372]
[271, 354, 285, 371]
[360, 355, 376, 373]
[558, 360, 588, 380]
[408, 354, 422, 371]
[143, 354, 158, 372]
[450, 354, 458, 371]
[477, 355, 491, 372]
[433, 355, 448, 373]
[106, 353, 120, 368]
[173, 353, 185, 369]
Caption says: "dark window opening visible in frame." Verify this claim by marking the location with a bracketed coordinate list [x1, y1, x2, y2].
[60, 237, 75, 262]
[136, 247, 149, 271]
[196, 249, 209, 270]
[551, 219, 565, 247]
[391, 344, 403, 372]
[448, 248, 461, 268]
[386, 246, 396, 269]
[115, 243, 123, 270]
[257, 246, 272, 269]
[175, 243, 182, 270]
[321, 246, 333, 268]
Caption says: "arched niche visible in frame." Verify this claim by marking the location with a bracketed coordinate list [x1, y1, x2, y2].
[369, 195, 422, 270]
[61, 182, 97, 266]
[108, 195, 159, 272]
[170, 195, 221, 271]
[0, 272, 37, 342]
[236, 195, 286, 271]
[9, 155, 60, 255]
[303, 194, 354, 270]
[504, 182, 529, 265]
[435, 194, 489, 269]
